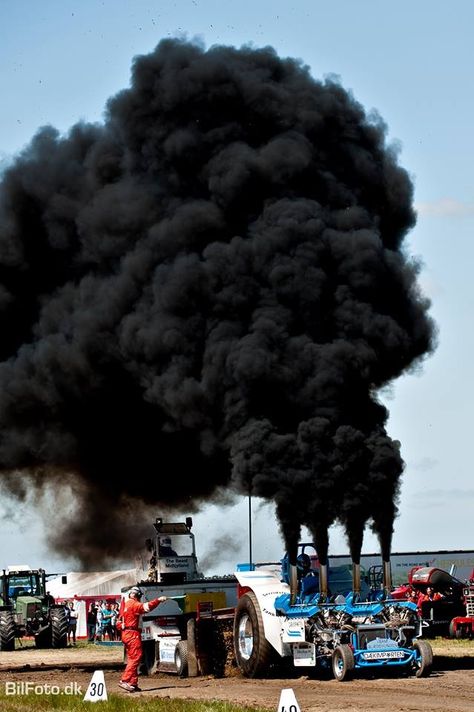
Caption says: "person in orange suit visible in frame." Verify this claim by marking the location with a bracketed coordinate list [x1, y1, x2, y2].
[118, 586, 167, 692]
[417, 586, 443, 611]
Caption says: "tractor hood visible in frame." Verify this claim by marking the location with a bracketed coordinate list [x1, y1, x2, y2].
[409, 567, 464, 589]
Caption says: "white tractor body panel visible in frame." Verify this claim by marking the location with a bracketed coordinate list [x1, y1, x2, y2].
[157, 636, 180, 665]
[235, 569, 294, 657]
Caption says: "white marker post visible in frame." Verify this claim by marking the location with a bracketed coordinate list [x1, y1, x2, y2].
[83, 670, 108, 702]
[278, 687, 301, 712]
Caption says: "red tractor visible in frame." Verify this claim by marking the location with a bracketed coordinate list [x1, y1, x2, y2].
[392, 566, 473, 638]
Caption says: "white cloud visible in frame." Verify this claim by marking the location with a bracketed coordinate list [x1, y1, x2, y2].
[415, 198, 474, 217]
[408, 457, 438, 472]
[410, 488, 474, 508]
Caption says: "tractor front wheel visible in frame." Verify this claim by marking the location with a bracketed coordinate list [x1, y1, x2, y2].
[0, 611, 15, 651]
[175, 640, 188, 677]
[412, 639, 433, 678]
[233, 592, 274, 678]
[332, 644, 355, 681]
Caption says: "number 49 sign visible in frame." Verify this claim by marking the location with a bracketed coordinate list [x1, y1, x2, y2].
[278, 688, 301, 712]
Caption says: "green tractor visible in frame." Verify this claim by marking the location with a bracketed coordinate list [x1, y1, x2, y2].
[0, 565, 69, 650]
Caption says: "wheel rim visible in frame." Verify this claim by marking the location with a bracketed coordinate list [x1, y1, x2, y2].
[334, 651, 343, 676]
[237, 613, 254, 660]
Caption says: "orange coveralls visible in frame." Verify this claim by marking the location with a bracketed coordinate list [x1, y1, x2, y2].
[120, 597, 160, 687]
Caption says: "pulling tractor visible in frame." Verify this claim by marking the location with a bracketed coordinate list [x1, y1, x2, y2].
[0, 566, 68, 650]
[233, 544, 433, 681]
[123, 517, 238, 676]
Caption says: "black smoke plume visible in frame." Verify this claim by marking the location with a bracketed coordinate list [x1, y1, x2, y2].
[0, 39, 434, 566]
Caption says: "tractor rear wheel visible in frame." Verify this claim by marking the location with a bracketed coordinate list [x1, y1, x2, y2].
[175, 640, 188, 677]
[51, 608, 68, 648]
[449, 620, 464, 639]
[412, 639, 433, 677]
[0, 611, 15, 651]
[233, 592, 274, 678]
[332, 644, 355, 681]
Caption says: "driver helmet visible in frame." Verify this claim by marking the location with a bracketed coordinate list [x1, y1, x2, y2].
[296, 553, 311, 573]
[162, 537, 172, 546]
[129, 586, 143, 599]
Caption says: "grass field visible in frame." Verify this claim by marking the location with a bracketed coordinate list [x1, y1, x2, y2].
[0, 696, 268, 712]
[431, 636, 474, 656]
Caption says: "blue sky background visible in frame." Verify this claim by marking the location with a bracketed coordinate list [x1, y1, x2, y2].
[0, 0, 472, 573]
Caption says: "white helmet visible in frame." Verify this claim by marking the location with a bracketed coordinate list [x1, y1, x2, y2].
[129, 586, 143, 599]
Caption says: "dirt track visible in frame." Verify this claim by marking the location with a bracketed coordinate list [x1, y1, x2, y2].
[0, 642, 473, 711]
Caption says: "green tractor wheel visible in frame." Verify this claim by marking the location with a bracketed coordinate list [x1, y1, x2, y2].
[35, 607, 69, 649]
[0, 611, 15, 651]
[51, 608, 68, 648]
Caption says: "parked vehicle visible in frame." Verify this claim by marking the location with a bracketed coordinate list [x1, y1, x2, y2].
[0, 566, 68, 650]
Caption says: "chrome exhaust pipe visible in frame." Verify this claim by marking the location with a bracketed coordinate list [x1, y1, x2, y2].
[352, 562, 361, 600]
[383, 560, 392, 597]
[319, 563, 328, 600]
[289, 563, 298, 605]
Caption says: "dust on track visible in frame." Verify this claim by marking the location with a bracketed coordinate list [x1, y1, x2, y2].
[0, 642, 472, 712]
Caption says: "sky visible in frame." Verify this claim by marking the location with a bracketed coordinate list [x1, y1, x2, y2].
[0, 0, 472, 575]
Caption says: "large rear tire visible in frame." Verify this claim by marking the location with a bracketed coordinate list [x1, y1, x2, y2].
[449, 620, 464, 639]
[233, 592, 274, 678]
[0, 611, 15, 651]
[413, 639, 433, 678]
[51, 608, 68, 648]
[332, 644, 355, 682]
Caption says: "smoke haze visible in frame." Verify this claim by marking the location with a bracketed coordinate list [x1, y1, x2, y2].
[0, 39, 434, 565]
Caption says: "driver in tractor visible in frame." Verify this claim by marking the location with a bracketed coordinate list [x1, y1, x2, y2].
[158, 537, 177, 557]
[118, 587, 167, 693]
[296, 553, 312, 578]
[296, 553, 320, 596]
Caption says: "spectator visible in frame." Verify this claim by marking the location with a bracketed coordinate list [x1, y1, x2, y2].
[102, 602, 114, 641]
[67, 601, 78, 645]
[95, 601, 104, 641]
[418, 586, 443, 611]
[420, 586, 443, 602]
[45, 591, 55, 606]
[406, 588, 420, 605]
[111, 602, 120, 640]
[63, 600, 71, 629]
[87, 603, 97, 642]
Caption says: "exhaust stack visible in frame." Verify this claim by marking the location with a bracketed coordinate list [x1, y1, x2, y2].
[289, 563, 298, 605]
[383, 560, 392, 597]
[352, 562, 361, 600]
[319, 563, 328, 600]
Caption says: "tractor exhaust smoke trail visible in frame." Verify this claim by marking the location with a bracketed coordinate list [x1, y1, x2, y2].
[0, 38, 435, 565]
